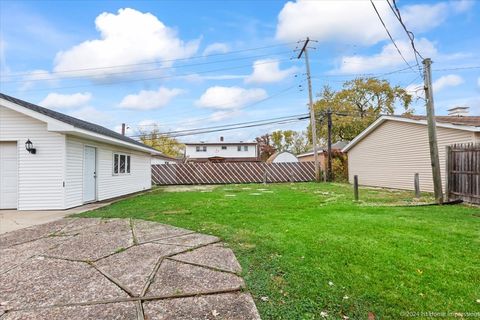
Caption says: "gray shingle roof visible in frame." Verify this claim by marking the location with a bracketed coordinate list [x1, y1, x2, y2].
[0, 92, 160, 153]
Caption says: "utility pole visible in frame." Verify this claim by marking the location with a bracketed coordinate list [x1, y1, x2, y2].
[298, 37, 320, 182]
[423, 58, 443, 204]
[327, 108, 333, 182]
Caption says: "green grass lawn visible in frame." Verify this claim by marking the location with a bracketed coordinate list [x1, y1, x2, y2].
[80, 183, 480, 319]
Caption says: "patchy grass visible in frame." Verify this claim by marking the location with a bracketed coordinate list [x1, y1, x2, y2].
[80, 183, 480, 319]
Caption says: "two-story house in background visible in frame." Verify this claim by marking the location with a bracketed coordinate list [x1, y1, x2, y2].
[184, 137, 259, 163]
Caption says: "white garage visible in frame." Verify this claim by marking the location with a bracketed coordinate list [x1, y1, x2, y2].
[0, 93, 163, 210]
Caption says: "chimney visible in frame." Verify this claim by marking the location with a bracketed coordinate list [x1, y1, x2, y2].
[448, 106, 469, 117]
[220, 136, 224, 142]
[121, 123, 126, 136]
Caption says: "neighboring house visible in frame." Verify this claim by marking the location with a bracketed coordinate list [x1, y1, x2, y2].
[151, 154, 180, 165]
[342, 115, 480, 192]
[184, 137, 259, 162]
[0, 93, 163, 210]
[266, 151, 299, 163]
[297, 141, 348, 171]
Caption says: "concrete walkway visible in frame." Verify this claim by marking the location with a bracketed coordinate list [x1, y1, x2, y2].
[0, 218, 260, 319]
[0, 202, 111, 234]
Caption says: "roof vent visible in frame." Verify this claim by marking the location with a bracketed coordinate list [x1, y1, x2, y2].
[448, 106, 469, 117]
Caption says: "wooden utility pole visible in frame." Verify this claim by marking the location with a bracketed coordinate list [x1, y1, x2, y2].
[423, 58, 443, 204]
[298, 37, 320, 182]
[326, 108, 333, 182]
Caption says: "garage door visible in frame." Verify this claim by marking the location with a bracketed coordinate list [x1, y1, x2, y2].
[0, 142, 18, 209]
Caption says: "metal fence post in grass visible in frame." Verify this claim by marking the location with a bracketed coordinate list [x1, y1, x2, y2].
[354, 175, 359, 201]
[414, 173, 421, 198]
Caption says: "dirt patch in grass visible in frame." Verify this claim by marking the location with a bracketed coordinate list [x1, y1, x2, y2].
[160, 185, 217, 193]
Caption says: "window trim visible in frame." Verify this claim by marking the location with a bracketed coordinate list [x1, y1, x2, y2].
[112, 152, 131, 175]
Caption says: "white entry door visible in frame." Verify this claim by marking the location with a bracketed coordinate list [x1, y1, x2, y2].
[0, 142, 18, 209]
[83, 146, 97, 203]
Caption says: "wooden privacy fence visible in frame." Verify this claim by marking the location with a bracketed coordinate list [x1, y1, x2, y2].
[446, 143, 480, 204]
[152, 162, 315, 185]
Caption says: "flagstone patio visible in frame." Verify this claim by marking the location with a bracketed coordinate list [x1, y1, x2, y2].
[0, 218, 260, 319]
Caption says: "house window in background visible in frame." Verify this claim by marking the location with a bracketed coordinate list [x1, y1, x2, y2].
[196, 146, 207, 152]
[221, 146, 227, 150]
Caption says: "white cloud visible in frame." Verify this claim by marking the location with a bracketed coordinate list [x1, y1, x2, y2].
[451, 0, 475, 13]
[336, 38, 437, 74]
[69, 106, 112, 125]
[118, 87, 184, 110]
[245, 59, 297, 84]
[53, 8, 200, 78]
[275, 1, 469, 45]
[39, 92, 92, 109]
[202, 43, 229, 56]
[406, 74, 464, 99]
[433, 74, 464, 92]
[195, 86, 268, 110]
[276, 0, 395, 45]
[401, 3, 449, 33]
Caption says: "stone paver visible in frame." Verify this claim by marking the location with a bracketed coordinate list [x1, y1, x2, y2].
[0, 219, 75, 249]
[94, 242, 187, 295]
[0, 256, 128, 310]
[170, 243, 242, 274]
[154, 232, 219, 247]
[143, 292, 261, 319]
[145, 259, 244, 297]
[0, 235, 71, 274]
[133, 220, 192, 243]
[2, 302, 137, 320]
[46, 219, 133, 261]
[0, 218, 260, 319]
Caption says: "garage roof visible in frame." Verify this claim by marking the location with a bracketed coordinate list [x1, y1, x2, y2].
[0, 93, 163, 155]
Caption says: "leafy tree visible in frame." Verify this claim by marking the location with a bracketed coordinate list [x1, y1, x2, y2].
[313, 78, 413, 142]
[265, 130, 310, 155]
[255, 134, 276, 161]
[139, 125, 184, 157]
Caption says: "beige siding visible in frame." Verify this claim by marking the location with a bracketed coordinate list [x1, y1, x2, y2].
[347, 121, 476, 192]
[0, 106, 65, 210]
[65, 135, 151, 207]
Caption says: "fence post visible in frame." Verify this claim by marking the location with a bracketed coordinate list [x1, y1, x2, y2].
[353, 175, 359, 201]
[414, 173, 420, 198]
[445, 145, 451, 202]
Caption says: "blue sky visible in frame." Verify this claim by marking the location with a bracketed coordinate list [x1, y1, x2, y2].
[1, 0, 479, 142]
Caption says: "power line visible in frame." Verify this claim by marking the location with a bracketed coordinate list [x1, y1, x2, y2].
[129, 114, 309, 138]
[2, 42, 298, 78]
[386, 0, 424, 77]
[1, 50, 293, 83]
[15, 58, 293, 92]
[133, 83, 302, 129]
[369, 0, 418, 73]
[136, 113, 309, 136]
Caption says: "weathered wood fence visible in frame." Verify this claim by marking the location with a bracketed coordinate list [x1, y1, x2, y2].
[152, 162, 315, 185]
[446, 143, 480, 204]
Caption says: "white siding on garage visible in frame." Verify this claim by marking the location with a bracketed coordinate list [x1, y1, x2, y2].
[65, 135, 151, 207]
[347, 120, 476, 192]
[0, 106, 65, 210]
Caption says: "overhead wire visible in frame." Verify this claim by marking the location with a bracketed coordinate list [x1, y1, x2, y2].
[2, 42, 298, 78]
[1, 50, 293, 83]
[14, 58, 293, 92]
[369, 0, 418, 74]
